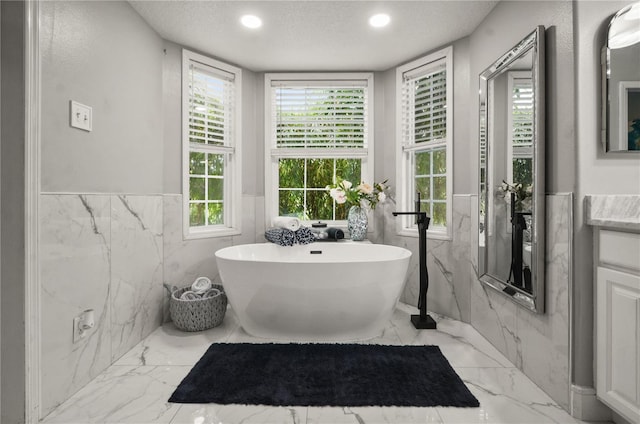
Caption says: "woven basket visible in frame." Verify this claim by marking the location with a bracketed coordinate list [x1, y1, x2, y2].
[169, 284, 227, 332]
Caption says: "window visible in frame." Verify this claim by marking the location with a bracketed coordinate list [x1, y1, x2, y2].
[265, 73, 374, 225]
[396, 46, 453, 238]
[182, 50, 242, 238]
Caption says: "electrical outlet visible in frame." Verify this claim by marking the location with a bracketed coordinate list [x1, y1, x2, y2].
[72, 309, 95, 343]
[72, 316, 85, 343]
[70, 100, 92, 132]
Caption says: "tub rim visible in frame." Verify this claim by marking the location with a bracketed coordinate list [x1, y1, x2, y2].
[214, 242, 412, 265]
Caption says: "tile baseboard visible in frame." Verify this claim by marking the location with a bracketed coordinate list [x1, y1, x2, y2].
[570, 384, 612, 421]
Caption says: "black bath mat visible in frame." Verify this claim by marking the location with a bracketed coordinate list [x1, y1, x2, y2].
[169, 343, 479, 407]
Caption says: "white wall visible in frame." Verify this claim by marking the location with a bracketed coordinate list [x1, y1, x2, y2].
[162, 41, 182, 195]
[573, 0, 640, 391]
[40, 0, 163, 194]
[381, 37, 472, 195]
[469, 1, 575, 194]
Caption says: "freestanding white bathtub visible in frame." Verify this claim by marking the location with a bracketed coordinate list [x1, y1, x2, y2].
[215, 242, 411, 341]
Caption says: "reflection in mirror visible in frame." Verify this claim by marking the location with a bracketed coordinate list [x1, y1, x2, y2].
[602, 1, 640, 152]
[479, 26, 545, 313]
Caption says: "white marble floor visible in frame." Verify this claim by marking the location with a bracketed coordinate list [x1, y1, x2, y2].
[42, 303, 608, 424]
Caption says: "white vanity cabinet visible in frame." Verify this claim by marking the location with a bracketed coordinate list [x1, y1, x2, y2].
[595, 229, 640, 424]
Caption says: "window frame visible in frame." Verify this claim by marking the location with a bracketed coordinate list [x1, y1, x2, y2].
[264, 73, 374, 229]
[182, 49, 242, 239]
[396, 46, 453, 240]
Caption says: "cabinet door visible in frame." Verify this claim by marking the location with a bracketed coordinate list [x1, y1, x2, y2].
[596, 266, 640, 424]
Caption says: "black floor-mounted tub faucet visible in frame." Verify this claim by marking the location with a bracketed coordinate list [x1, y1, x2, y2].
[393, 193, 437, 329]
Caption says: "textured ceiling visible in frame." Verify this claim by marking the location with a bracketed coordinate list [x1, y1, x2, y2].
[129, 0, 499, 72]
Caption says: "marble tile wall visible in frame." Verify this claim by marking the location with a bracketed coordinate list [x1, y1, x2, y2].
[40, 194, 113, 417]
[110, 196, 164, 360]
[469, 194, 572, 410]
[383, 193, 572, 411]
[40, 193, 261, 417]
[40, 194, 165, 415]
[382, 195, 472, 322]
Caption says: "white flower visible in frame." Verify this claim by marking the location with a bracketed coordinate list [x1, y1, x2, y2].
[330, 187, 346, 201]
[342, 180, 353, 190]
[378, 192, 387, 202]
[329, 187, 347, 204]
[357, 182, 373, 194]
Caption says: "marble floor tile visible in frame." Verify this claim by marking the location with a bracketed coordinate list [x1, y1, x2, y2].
[114, 314, 242, 366]
[171, 404, 307, 424]
[42, 303, 607, 424]
[42, 365, 188, 424]
[437, 368, 582, 424]
[305, 406, 443, 424]
[393, 306, 513, 368]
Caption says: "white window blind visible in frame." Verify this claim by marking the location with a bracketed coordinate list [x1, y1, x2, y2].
[479, 103, 487, 168]
[401, 61, 447, 146]
[188, 63, 235, 147]
[508, 72, 533, 161]
[272, 83, 368, 148]
[511, 76, 533, 153]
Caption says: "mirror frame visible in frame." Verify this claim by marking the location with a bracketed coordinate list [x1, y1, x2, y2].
[601, 2, 640, 153]
[478, 26, 546, 313]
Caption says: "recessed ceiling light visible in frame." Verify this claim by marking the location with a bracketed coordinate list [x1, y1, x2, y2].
[240, 15, 262, 29]
[369, 13, 390, 28]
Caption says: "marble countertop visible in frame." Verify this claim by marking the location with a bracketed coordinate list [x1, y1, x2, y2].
[585, 195, 640, 231]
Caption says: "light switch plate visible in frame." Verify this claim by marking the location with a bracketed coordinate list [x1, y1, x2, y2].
[70, 100, 92, 132]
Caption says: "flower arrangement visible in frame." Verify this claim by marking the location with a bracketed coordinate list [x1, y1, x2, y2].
[327, 179, 390, 209]
[499, 180, 533, 211]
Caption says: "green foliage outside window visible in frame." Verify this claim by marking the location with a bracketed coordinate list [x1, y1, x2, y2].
[278, 158, 361, 220]
[189, 151, 225, 227]
[513, 158, 533, 187]
[414, 148, 447, 226]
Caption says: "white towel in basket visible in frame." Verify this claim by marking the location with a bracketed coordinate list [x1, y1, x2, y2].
[191, 276, 212, 294]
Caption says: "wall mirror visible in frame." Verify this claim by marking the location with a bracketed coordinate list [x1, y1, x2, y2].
[602, 1, 640, 152]
[478, 26, 545, 313]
